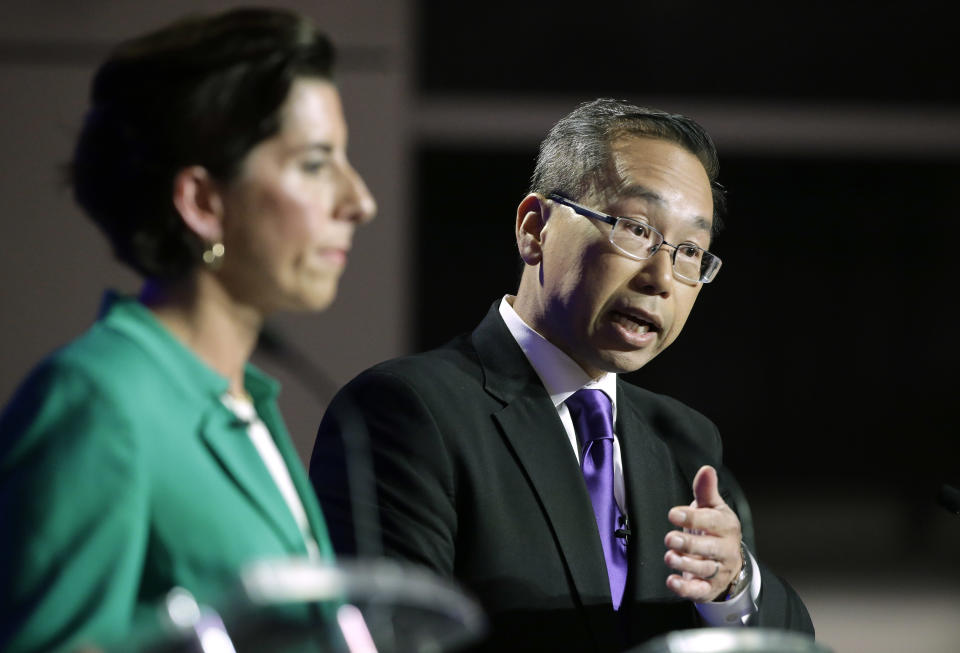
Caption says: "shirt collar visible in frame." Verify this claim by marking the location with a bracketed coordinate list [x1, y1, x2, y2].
[498, 295, 617, 411]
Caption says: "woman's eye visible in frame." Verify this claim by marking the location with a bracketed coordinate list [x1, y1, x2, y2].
[301, 160, 329, 174]
[678, 244, 703, 259]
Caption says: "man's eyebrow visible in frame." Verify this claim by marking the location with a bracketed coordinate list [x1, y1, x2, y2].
[617, 184, 664, 204]
[692, 216, 713, 232]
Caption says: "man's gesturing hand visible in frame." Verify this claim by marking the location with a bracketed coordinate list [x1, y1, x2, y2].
[663, 465, 743, 603]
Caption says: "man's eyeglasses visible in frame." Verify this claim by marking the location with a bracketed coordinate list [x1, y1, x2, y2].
[548, 194, 722, 284]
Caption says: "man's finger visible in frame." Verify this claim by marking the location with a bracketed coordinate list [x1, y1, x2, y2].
[666, 573, 714, 601]
[664, 548, 723, 578]
[667, 506, 736, 535]
[664, 530, 725, 560]
[691, 465, 725, 510]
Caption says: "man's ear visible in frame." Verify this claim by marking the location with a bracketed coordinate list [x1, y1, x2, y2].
[172, 165, 225, 243]
[516, 193, 550, 266]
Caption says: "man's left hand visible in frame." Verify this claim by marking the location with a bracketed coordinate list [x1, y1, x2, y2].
[663, 465, 743, 603]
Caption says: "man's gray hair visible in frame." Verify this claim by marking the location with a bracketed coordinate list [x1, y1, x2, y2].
[529, 98, 725, 227]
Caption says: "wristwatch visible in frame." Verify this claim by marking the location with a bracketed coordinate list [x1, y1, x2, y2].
[723, 541, 752, 600]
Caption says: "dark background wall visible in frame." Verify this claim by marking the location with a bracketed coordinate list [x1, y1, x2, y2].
[419, 1, 956, 103]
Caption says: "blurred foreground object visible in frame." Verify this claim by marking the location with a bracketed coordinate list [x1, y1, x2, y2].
[630, 628, 832, 653]
[110, 558, 486, 653]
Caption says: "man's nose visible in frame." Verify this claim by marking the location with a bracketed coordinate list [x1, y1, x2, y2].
[631, 246, 674, 296]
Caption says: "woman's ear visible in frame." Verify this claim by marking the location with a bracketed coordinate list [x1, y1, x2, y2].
[516, 193, 550, 266]
[172, 166, 224, 243]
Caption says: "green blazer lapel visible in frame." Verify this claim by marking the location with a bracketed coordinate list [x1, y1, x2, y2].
[199, 406, 306, 554]
[473, 303, 616, 618]
[101, 295, 329, 559]
[255, 396, 334, 561]
[616, 385, 689, 600]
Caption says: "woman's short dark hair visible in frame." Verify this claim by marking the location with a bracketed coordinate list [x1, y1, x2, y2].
[530, 98, 726, 232]
[72, 7, 336, 279]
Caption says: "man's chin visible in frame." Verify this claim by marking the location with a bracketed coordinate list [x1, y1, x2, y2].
[561, 337, 661, 377]
[587, 348, 659, 376]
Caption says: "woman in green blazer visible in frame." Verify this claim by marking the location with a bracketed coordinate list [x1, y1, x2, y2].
[0, 8, 376, 652]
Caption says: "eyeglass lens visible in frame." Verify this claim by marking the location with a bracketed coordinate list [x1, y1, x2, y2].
[610, 221, 712, 282]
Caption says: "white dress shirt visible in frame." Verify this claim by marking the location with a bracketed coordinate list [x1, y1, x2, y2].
[221, 393, 321, 560]
[498, 296, 759, 626]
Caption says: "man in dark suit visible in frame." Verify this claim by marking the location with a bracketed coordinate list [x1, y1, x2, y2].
[310, 99, 813, 651]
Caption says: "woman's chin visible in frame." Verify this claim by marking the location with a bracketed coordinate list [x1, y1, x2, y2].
[295, 283, 339, 313]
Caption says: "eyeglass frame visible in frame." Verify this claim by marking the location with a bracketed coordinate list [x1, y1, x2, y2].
[547, 193, 722, 284]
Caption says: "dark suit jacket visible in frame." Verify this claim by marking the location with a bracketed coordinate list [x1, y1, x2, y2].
[310, 303, 812, 651]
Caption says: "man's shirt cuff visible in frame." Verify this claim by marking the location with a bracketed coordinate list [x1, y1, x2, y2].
[694, 550, 761, 626]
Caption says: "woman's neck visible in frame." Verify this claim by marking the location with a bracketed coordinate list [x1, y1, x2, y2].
[140, 273, 263, 396]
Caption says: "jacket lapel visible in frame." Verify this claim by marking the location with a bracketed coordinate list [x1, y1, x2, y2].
[492, 397, 611, 600]
[255, 394, 335, 561]
[103, 295, 317, 558]
[199, 404, 307, 554]
[472, 304, 618, 641]
[615, 385, 692, 600]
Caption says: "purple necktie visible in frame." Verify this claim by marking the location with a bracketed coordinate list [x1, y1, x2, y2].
[566, 389, 628, 610]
